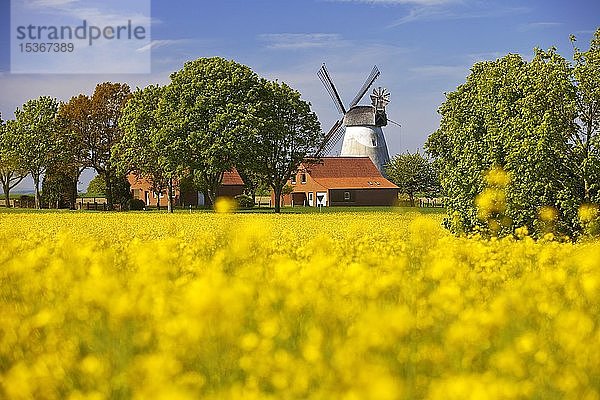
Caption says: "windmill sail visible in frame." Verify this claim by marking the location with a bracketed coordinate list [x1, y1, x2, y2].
[315, 119, 345, 157]
[348, 65, 380, 108]
[317, 64, 346, 115]
[321, 124, 346, 156]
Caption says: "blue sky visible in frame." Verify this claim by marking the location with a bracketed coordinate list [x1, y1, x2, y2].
[0, 0, 599, 191]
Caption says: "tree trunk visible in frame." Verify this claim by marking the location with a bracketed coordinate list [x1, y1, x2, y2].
[207, 189, 216, 208]
[71, 180, 77, 209]
[105, 174, 114, 211]
[70, 171, 80, 210]
[204, 171, 223, 209]
[168, 178, 174, 213]
[584, 178, 590, 203]
[156, 191, 161, 211]
[409, 193, 415, 207]
[274, 186, 282, 213]
[207, 179, 220, 208]
[3, 183, 10, 208]
[583, 104, 594, 202]
[33, 175, 41, 209]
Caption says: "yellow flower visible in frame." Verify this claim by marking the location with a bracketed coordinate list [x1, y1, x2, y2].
[1, 211, 600, 399]
[578, 203, 599, 223]
[214, 196, 237, 213]
[485, 166, 510, 187]
[475, 188, 506, 219]
[538, 206, 558, 222]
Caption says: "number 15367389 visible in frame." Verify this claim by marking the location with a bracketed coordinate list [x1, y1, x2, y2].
[19, 42, 75, 52]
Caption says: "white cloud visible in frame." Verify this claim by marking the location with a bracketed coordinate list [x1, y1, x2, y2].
[136, 39, 187, 53]
[25, 0, 79, 8]
[21, 0, 153, 26]
[390, 6, 450, 25]
[389, 4, 529, 26]
[518, 22, 563, 31]
[259, 33, 347, 50]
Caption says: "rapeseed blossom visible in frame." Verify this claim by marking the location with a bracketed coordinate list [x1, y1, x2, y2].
[0, 212, 599, 399]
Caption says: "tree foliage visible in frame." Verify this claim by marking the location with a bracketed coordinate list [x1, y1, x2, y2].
[41, 165, 77, 209]
[12, 96, 60, 209]
[426, 47, 581, 236]
[160, 57, 262, 205]
[86, 175, 106, 196]
[244, 80, 322, 213]
[571, 29, 600, 203]
[0, 118, 28, 207]
[115, 84, 181, 212]
[58, 94, 95, 206]
[385, 151, 440, 206]
[72, 82, 132, 210]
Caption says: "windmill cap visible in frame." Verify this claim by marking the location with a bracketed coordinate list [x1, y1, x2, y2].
[344, 105, 387, 127]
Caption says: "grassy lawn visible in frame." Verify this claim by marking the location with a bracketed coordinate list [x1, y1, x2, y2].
[0, 205, 446, 215]
[240, 205, 446, 214]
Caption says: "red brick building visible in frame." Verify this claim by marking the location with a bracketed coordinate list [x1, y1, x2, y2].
[275, 157, 399, 207]
[128, 169, 245, 207]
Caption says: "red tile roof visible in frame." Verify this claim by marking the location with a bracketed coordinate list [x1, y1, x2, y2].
[128, 168, 244, 188]
[222, 168, 244, 186]
[302, 157, 398, 189]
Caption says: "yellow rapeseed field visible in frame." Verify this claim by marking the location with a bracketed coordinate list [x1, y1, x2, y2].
[1, 211, 599, 399]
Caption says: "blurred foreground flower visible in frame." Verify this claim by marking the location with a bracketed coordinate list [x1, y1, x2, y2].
[214, 197, 237, 214]
[578, 204, 599, 223]
[539, 206, 558, 222]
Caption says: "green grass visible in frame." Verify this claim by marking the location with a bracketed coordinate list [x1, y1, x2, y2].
[0, 205, 446, 215]
[239, 205, 446, 214]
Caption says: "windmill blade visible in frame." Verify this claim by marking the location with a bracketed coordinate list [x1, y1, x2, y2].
[349, 65, 380, 108]
[315, 119, 345, 157]
[322, 124, 346, 155]
[318, 64, 346, 115]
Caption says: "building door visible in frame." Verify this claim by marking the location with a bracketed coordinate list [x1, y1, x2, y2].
[308, 192, 314, 207]
[316, 192, 327, 207]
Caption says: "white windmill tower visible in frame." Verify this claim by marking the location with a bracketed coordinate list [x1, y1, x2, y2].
[315, 64, 391, 173]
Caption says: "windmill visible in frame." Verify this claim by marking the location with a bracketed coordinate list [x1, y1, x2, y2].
[315, 64, 391, 173]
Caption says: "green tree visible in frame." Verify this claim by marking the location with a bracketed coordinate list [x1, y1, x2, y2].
[86, 175, 106, 196]
[12, 96, 61, 209]
[84, 174, 131, 209]
[112, 176, 133, 210]
[85, 82, 131, 210]
[244, 80, 322, 213]
[0, 119, 28, 207]
[571, 29, 600, 204]
[58, 94, 96, 208]
[426, 48, 578, 236]
[41, 165, 77, 209]
[236, 167, 263, 206]
[160, 57, 262, 206]
[385, 151, 440, 207]
[115, 84, 182, 212]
